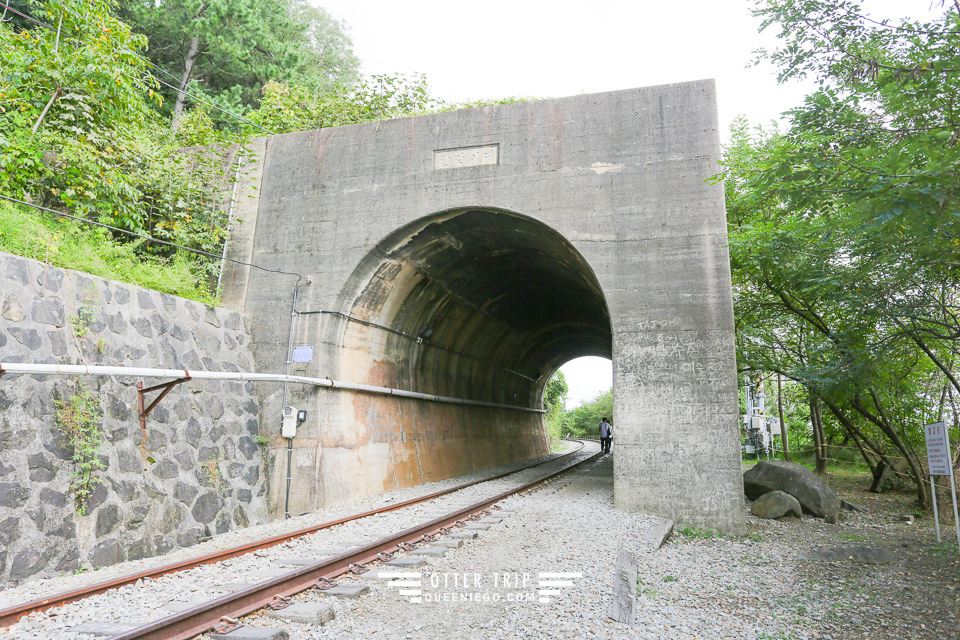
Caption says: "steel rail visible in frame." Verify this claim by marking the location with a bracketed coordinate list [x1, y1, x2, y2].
[0, 441, 585, 628]
[110, 444, 601, 640]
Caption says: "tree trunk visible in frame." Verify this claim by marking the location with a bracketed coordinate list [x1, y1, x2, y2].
[850, 392, 930, 508]
[778, 373, 791, 462]
[172, 35, 201, 131]
[821, 398, 889, 475]
[815, 400, 828, 474]
[849, 430, 877, 477]
[810, 396, 827, 475]
[948, 386, 960, 467]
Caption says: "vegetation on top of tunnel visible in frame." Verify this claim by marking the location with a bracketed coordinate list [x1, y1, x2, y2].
[0, 199, 219, 303]
[0, 0, 540, 299]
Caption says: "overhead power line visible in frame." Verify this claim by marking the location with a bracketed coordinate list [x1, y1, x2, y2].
[0, 0, 53, 28]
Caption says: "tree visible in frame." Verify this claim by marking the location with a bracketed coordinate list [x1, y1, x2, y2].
[1, 0, 238, 282]
[544, 370, 568, 414]
[722, 0, 960, 506]
[541, 370, 568, 446]
[1, 0, 159, 224]
[560, 390, 613, 438]
[115, 0, 359, 127]
[243, 74, 439, 135]
[286, 1, 359, 94]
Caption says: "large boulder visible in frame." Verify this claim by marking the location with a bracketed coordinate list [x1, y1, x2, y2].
[750, 490, 802, 520]
[743, 460, 841, 523]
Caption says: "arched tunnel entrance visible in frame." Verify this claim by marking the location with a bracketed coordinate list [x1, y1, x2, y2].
[335, 208, 611, 405]
[304, 208, 611, 502]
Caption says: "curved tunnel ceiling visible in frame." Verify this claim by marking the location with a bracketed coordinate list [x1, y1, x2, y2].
[340, 208, 612, 406]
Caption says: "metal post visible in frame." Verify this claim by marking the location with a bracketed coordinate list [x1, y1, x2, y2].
[137, 380, 147, 461]
[281, 282, 301, 521]
[950, 469, 960, 548]
[284, 437, 294, 519]
[939, 422, 960, 548]
[932, 475, 942, 544]
[777, 372, 791, 462]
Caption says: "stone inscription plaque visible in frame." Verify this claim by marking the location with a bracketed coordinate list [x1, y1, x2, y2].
[434, 145, 498, 170]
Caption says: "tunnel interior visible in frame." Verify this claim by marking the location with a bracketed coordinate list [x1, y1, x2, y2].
[335, 208, 613, 409]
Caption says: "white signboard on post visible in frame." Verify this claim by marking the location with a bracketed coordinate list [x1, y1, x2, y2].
[924, 421, 960, 548]
[925, 422, 952, 476]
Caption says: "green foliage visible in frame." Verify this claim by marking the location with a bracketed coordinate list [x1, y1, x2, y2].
[636, 578, 658, 597]
[723, 0, 960, 506]
[115, 0, 359, 123]
[1, 0, 239, 290]
[244, 74, 441, 135]
[544, 371, 568, 411]
[54, 383, 104, 515]
[243, 77, 542, 136]
[542, 370, 568, 449]
[676, 526, 723, 539]
[436, 96, 542, 111]
[69, 308, 94, 338]
[0, 200, 217, 302]
[560, 389, 613, 438]
[1, 0, 159, 221]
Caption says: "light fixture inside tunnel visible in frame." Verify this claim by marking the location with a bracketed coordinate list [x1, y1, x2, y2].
[415, 325, 434, 344]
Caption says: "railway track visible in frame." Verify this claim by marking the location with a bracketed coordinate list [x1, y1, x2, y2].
[0, 440, 600, 639]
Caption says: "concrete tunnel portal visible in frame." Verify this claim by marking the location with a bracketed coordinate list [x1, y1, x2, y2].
[222, 81, 747, 533]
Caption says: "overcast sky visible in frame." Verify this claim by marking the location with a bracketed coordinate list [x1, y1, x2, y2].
[317, 0, 823, 134]
[313, 0, 938, 408]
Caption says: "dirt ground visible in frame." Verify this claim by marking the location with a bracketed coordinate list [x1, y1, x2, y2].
[749, 465, 960, 640]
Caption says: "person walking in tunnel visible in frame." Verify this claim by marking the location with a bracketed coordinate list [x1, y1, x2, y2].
[599, 417, 612, 454]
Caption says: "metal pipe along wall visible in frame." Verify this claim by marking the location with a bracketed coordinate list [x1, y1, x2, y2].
[0, 362, 545, 414]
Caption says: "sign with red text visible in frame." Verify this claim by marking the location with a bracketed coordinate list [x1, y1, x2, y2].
[925, 422, 952, 477]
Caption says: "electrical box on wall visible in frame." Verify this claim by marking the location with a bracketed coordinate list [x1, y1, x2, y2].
[281, 406, 298, 438]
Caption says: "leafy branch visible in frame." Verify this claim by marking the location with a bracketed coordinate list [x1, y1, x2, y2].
[54, 382, 104, 515]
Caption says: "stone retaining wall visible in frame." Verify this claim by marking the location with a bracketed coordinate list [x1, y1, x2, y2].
[0, 252, 268, 585]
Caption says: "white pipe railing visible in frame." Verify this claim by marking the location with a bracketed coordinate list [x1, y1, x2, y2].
[0, 362, 545, 414]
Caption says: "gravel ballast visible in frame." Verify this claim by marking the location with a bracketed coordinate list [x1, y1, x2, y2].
[2, 442, 956, 640]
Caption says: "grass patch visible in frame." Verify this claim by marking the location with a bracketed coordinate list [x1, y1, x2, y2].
[677, 526, 723, 539]
[0, 200, 218, 304]
[838, 533, 865, 541]
[636, 578, 658, 597]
